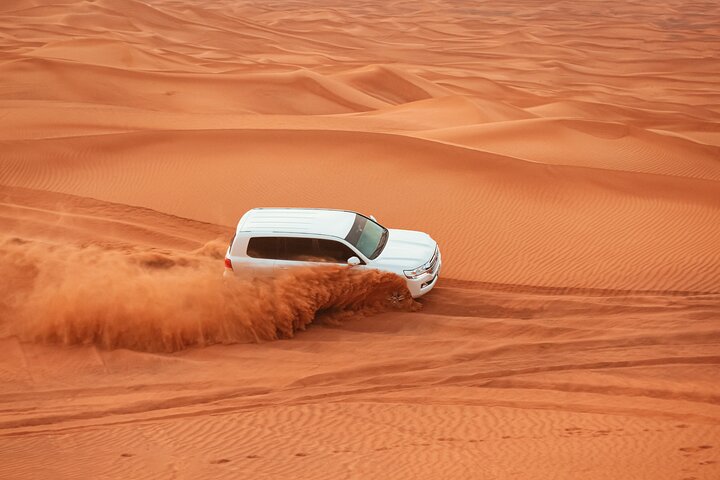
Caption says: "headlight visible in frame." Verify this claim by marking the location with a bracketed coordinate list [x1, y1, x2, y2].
[404, 263, 430, 279]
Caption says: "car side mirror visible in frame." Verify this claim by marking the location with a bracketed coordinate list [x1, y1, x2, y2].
[347, 256, 361, 266]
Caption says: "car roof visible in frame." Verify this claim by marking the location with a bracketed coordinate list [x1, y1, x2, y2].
[236, 208, 358, 239]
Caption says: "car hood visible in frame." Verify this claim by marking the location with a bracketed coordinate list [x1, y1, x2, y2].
[373, 229, 436, 270]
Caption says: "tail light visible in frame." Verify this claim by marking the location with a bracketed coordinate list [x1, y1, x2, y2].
[224, 257, 233, 270]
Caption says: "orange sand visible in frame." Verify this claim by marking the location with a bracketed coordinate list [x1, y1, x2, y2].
[1, 1, 719, 478]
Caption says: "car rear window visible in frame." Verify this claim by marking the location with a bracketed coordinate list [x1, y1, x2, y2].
[247, 237, 280, 259]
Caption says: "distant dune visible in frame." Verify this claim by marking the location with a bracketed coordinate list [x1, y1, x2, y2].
[1, 1, 719, 479]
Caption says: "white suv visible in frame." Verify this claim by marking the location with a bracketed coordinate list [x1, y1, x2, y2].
[224, 208, 441, 298]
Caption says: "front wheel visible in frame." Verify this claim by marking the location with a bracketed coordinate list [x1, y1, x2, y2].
[387, 290, 407, 306]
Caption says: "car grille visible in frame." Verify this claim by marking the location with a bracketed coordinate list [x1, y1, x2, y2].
[427, 247, 439, 273]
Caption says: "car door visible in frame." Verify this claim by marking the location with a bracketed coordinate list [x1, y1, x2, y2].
[244, 236, 281, 274]
[315, 238, 365, 266]
[274, 237, 364, 270]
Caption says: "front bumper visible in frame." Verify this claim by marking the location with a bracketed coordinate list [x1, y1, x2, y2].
[406, 249, 442, 298]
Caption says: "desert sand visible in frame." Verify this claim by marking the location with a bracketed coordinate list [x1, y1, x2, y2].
[1, 0, 720, 478]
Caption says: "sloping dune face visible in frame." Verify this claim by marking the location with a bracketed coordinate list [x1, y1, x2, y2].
[1, 0, 719, 290]
[1, 1, 720, 479]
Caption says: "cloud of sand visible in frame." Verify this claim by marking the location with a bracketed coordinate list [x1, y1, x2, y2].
[0, 237, 417, 352]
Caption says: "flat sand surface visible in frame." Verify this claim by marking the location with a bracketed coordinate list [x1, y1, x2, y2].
[1, 1, 720, 478]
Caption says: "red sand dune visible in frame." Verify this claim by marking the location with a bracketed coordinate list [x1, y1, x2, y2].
[1, 1, 720, 479]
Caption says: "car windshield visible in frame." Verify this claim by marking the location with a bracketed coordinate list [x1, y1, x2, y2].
[344, 214, 388, 260]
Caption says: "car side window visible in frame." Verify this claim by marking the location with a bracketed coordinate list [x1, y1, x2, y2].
[247, 237, 280, 259]
[316, 239, 360, 263]
[281, 237, 315, 261]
